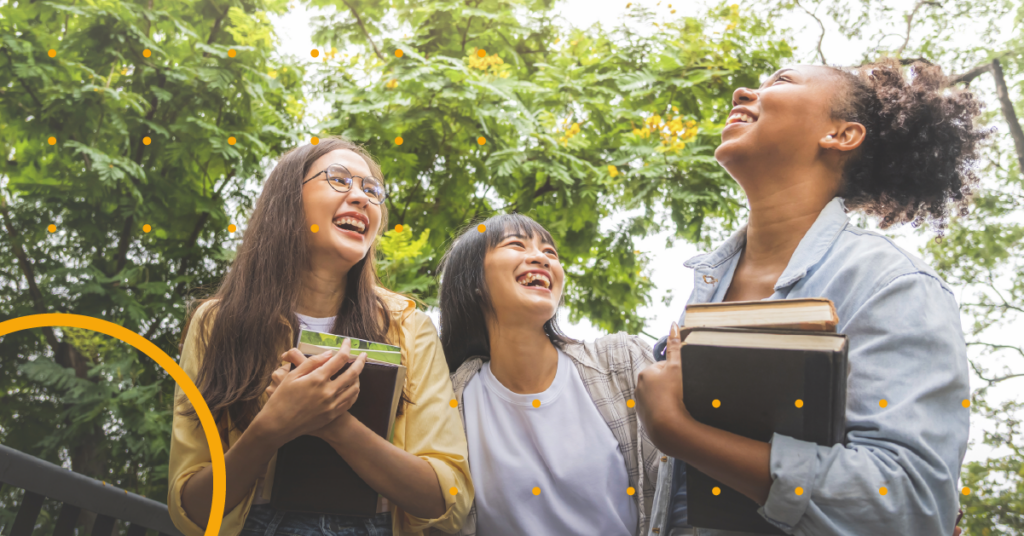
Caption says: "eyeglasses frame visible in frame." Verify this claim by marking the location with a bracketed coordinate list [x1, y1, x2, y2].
[301, 164, 388, 205]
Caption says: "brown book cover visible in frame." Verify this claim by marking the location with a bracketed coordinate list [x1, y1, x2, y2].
[681, 327, 849, 534]
[684, 298, 838, 332]
[270, 358, 405, 517]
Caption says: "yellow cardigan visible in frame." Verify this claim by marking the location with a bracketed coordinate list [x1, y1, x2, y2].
[166, 289, 473, 536]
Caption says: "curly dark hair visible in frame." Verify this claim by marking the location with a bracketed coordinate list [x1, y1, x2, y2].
[828, 57, 991, 232]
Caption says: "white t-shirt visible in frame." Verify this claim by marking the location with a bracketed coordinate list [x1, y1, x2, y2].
[463, 349, 638, 536]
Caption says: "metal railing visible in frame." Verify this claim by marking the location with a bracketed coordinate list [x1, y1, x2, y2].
[0, 444, 184, 536]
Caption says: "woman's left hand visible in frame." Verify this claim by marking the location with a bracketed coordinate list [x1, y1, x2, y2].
[264, 355, 358, 442]
[636, 322, 691, 442]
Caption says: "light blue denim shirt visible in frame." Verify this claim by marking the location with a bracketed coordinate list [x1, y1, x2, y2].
[649, 196, 970, 536]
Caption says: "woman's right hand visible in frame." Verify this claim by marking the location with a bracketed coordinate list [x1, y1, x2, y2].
[252, 338, 367, 447]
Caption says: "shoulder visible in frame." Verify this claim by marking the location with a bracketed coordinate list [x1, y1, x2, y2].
[565, 333, 653, 371]
[825, 224, 955, 297]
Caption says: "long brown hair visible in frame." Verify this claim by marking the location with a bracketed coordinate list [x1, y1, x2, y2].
[177, 137, 392, 431]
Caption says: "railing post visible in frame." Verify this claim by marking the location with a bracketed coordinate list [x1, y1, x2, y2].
[10, 490, 45, 536]
[53, 503, 82, 536]
[90, 514, 117, 536]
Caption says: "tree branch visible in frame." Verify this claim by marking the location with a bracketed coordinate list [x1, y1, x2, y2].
[0, 194, 61, 353]
[897, 0, 938, 58]
[948, 62, 991, 86]
[991, 58, 1024, 174]
[793, 0, 826, 64]
[0, 45, 45, 110]
[342, 0, 385, 61]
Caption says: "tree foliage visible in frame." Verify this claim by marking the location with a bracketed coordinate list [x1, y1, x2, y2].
[304, 0, 792, 333]
[0, 0, 303, 531]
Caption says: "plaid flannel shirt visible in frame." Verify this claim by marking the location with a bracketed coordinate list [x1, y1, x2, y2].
[439, 333, 666, 536]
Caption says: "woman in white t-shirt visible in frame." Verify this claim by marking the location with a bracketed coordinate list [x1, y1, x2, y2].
[437, 213, 663, 536]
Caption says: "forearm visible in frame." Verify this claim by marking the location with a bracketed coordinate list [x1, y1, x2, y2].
[180, 423, 279, 528]
[322, 414, 446, 519]
[652, 412, 773, 506]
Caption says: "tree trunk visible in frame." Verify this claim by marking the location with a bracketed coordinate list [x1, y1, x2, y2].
[991, 59, 1024, 175]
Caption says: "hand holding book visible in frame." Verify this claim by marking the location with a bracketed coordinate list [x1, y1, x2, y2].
[636, 321, 693, 442]
[253, 340, 367, 449]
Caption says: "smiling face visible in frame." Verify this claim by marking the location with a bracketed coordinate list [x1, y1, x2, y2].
[301, 149, 384, 271]
[483, 232, 565, 329]
[715, 65, 855, 190]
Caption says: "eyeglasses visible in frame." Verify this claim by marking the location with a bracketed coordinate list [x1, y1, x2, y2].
[302, 164, 387, 205]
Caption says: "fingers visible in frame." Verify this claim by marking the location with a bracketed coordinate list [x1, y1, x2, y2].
[288, 348, 332, 377]
[336, 352, 367, 383]
[665, 321, 682, 366]
[319, 338, 356, 379]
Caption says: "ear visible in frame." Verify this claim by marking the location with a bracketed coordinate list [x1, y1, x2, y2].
[819, 121, 866, 152]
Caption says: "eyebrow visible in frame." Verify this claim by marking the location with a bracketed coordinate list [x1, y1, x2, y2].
[500, 233, 557, 247]
[760, 68, 795, 89]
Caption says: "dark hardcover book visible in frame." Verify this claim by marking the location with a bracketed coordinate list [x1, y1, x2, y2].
[270, 358, 405, 517]
[681, 327, 849, 534]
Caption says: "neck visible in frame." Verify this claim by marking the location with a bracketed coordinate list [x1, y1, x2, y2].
[295, 261, 350, 318]
[735, 163, 839, 266]
[486, 316, 559, 395]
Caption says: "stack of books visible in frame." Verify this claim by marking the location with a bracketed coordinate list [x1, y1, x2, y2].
[270, 329, 406, 517]
[679, 298, 849, 534]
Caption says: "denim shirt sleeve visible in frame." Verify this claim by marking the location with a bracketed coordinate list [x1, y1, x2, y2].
[757, 273, 970, 535]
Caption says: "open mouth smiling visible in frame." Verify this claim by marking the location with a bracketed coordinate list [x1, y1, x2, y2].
[516, 271, 551, 290]
[333, 213, 368, 235]
[726, 107, 759, 125]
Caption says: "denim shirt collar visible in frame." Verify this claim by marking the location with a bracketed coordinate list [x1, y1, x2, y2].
[683, 197, 851, 295]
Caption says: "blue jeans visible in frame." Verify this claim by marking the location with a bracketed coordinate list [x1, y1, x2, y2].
[241, 504, 393, 536]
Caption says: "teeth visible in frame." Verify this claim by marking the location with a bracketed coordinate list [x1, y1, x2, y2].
[517, 273, 551, 289]
[728, 113, 756, 124]
[333, 217, 366, 233]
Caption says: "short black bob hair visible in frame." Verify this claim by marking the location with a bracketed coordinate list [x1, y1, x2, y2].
[438, 213, 577, 373]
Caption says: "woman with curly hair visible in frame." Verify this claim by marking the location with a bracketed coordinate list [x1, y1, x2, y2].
[636, 58, 987, 536]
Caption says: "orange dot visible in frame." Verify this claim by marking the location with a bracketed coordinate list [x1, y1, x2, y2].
[228, 136, 237, 145]
[795, 486, 803, 496]
[395, 224, 404, 232]
[477, 224, 486, 233]
[532, 487, 541, 495]
[626, 487, 635, 496]
[48, 49, 56, 58]
[626, 399, 635, 408]
[795, 399, 804, 408]
[143, 136, 151, 145]
[712, 399, 721, 408]
[311, 136, 319, 145]
[477, 136, 486, 145]
[449, 399, 458, 408]
[879, 399, 888, 408]
[879, 487, 888, 495]
[395, 136, 404, 145]
[449, 487, 458, 495]
[142, 49, 151, 58]
[477, 49, 487, 57]
[47, 224, 56, 233]
[228, 224, 237, 233]
[962, 486, 970, 495]
[228, 49, 237, 58]
[532, 399, 541, 408]
[962, 399, 970, 408]
[143, 224, 152, 233]
[311, 224, 319, 233]
[712, 486, 721, 495]
[311, 49, 320, 58]
[47, 136, 56, 145]
[395, 49, 404, 57]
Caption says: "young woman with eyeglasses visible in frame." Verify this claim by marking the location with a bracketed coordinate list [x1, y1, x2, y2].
[167, 137, 472, 536]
